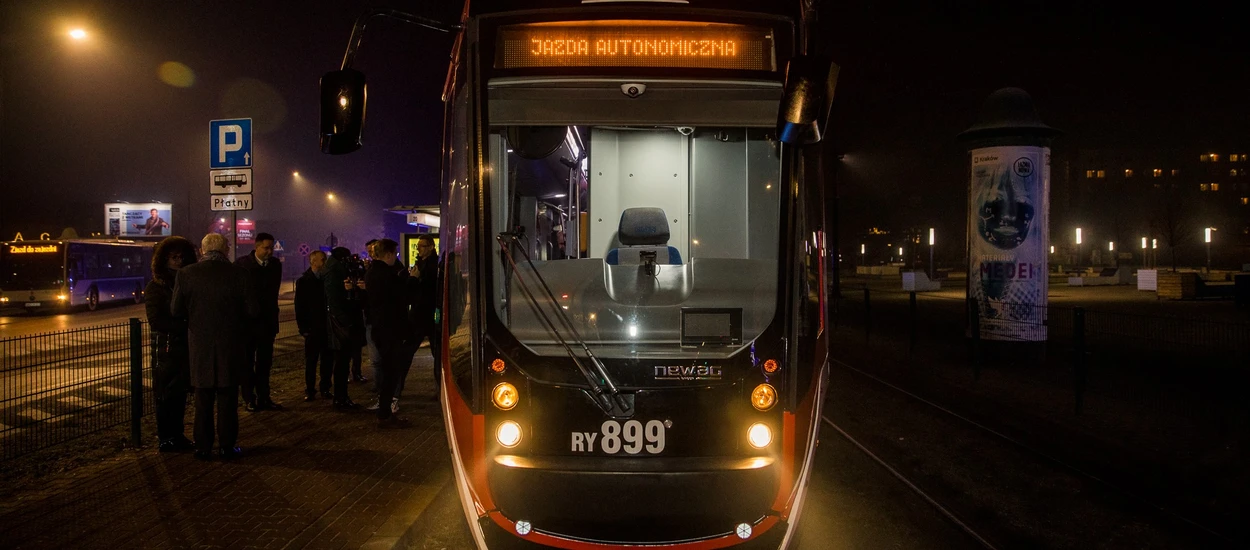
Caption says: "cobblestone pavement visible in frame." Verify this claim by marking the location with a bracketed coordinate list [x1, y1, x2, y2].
[0, 346, 452, 550]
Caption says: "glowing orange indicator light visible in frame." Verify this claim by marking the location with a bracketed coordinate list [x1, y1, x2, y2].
[762, 359, 779, 374]
[751, 384, 777, 411]
[491, 358, 507, 374]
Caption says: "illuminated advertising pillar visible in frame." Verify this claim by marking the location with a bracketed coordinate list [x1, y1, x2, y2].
[959, 88, 1058, 341]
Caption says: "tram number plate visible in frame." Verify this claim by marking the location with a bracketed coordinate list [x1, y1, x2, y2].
[25, 302, 41, 307]
[571, 420, 666, 455]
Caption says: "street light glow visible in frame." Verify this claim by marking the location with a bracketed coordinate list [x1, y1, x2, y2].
[928, 227, 935, 246]
[1075, 228, 1082, 245]
[1109, 242, 1114, 251]
[1050, 245, 1055, 254]
[1205, 227, 1212, 243]
[1152, 239, 1158, 249]
[69, 29, 87, 40]
[861, 243, 865, 254]
[292, 171, 300, 177]
[327, 193, 336, 201]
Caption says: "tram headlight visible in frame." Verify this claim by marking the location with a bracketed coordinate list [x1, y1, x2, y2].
[497, 420, 522, 448]
[492, 382, 519, 410]
[751, 383, 777, 411]
[0, 296, 8, 303]
[748, 423, 772, 449]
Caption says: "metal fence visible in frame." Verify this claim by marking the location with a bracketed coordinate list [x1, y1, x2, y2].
[1, 314, 300, 461]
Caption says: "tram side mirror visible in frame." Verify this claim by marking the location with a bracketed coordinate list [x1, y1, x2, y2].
[505, 126, 567, 160]
[320, 68, 368, 155]
[776, 56, 839, 145]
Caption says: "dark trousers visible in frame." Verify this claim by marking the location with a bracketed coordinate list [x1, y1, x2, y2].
[351, 345, 363, 378]
[194, 387, 239, 452]
[304, 335, 333, 395]
[375, 342, 413, 419]
[332, 347, 355, 403]
[400, 320, 441, 396]
[154, 355, 190, 441]
[242, 334, 276, 404]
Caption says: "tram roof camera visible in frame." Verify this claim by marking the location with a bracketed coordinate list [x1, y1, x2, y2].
[621, 83, 646, 98]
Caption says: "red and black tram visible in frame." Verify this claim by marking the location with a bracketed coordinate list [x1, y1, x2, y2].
[320, 1, 838, 547]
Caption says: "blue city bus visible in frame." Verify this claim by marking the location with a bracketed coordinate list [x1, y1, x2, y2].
[0, 240, 154, 313]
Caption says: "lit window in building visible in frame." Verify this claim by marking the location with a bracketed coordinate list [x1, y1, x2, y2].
[1171, 169, 1180, 176]
[1085, 169, 1095, 178]
[1124, 169, 1134, 177]
[1212, 183, 1220, 191]
[1200, 183, 1210, 191]
[1096, 170, 1105, 178]
[1241, 197, 1249, 205]
[1201, 154, 1210, 162]
[1211, 154, 1221, 162]
[1231, 169, 1238, 176]
[1152, 168, 1162, 177]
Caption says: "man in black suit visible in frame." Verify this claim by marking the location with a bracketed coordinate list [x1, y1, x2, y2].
[236, 232, 283, 411]
[296, 250, 332, 401]
[366, 239, 412, 428]
[172, 233, 253, 460]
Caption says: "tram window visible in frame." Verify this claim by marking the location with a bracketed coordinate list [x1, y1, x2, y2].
[445, 75, 476, 403]
[488, 123, 781, 357]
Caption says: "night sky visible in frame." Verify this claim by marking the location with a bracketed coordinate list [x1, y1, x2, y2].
[2, 1, 1245, 262]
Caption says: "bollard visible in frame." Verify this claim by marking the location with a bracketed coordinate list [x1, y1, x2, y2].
[908, 291, 917, 359]
[1072, 307, 1086, 415]
[863, 286, 871, 341]
[129, 317, 143, 448]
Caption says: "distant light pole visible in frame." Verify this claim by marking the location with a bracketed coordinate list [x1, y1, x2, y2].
[860, 243, 865, 267]
[1140, 237, 1148, 268]
[1109, 241, 1116, 267]
[1075, 227, 1083, 269]
[1204, 227, 1214, 271]
[928, 227, 935, 279]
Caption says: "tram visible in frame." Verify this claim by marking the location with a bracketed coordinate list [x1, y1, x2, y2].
[320, 1, 837, 547]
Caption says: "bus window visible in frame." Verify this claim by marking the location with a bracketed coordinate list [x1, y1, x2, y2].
[84, 254, 98, 279]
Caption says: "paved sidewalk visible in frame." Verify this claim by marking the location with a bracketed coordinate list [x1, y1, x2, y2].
[0, 349, 453, 549]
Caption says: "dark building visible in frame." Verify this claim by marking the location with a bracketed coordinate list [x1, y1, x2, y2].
[1055, 147, 1250, 269]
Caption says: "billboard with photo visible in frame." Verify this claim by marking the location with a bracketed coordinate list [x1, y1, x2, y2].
[105, 203, 172, 237]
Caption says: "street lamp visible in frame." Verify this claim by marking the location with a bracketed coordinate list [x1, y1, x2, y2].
[68, 29, 88, 40]
[1205, 227, 1214, 271]
[860, 243, 865, 267]
[1075, 227, 1083, 269]
[928, 228, 935, 278]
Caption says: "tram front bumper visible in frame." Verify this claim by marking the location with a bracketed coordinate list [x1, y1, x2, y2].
[488, 454, 780, 544]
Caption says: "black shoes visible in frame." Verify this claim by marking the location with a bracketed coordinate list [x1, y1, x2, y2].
[377, 415, 411, 429]
[333, 399, 360, 410]
[219, 447, 243, 460]
[158, 436, 196, 453]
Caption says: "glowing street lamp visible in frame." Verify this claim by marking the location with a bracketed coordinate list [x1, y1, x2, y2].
[1075, 228, 1083, 245]
[1205, 227, 1214, 271]
[1075, 227, 1083, 268]
[68, 28, 88, 40]
[927, 228, 935, 278]
[326, 193, 336, 201]
[1108, 241, 1114, 251]
[292, 171, 300, 178]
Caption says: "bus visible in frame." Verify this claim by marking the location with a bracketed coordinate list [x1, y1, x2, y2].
[0, 240, 154, 313]
[321, 1, 837, 547]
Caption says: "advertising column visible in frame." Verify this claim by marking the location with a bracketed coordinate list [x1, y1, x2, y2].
[959, 88, 1058, 342]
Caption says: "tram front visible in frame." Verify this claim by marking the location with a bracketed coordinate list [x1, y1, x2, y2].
[321, 2, 837, 548]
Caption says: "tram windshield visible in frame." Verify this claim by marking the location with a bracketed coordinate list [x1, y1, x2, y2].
[488, 124, 782, 358]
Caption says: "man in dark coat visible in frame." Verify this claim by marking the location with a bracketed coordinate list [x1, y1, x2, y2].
[403, 234, 442, 399]
[172, 233, 253, 460]
[366, 239, 412, 428]
[236, 232, 283, 411]
[296, 250, 332, 401]
[323, 247, 364, 408]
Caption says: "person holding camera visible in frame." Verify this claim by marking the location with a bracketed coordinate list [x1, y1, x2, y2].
[323, 246, 365, 409]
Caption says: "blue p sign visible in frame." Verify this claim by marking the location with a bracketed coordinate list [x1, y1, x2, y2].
[210, 118, 252, 168]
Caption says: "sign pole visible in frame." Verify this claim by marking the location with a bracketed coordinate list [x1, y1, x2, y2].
[231, 211, 237, 261]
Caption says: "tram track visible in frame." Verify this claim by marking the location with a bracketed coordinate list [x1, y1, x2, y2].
[820, 357, 1236, 549]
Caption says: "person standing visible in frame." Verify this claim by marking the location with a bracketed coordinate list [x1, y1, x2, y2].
[403, 234, 441, 401]
[236, 232, 283, 411]
[146, 236, 198, 452]
[366, 239, 412, 428]
[172, 233, 252, 461]
[296, 250, 332, 401]
[323, 247, 364, 408]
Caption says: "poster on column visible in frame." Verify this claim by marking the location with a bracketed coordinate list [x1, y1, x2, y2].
[968, 145, 1049, 341]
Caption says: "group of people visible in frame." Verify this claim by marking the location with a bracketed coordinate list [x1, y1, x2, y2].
[144, 231, 440, 460]
[294, 235, 441, 428]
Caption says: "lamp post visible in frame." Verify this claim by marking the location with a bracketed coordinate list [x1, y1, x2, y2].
[1204, 227, 1213, 271]
[1140, 237, 1148, 268]
[1075, 227, 1083, 269]
[860, 243, 865, 268]
[928, 227, 935, 279]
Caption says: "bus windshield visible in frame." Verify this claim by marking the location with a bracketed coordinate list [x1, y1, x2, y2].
[488, 124, 781, 358]
[1, 246, 65, 289]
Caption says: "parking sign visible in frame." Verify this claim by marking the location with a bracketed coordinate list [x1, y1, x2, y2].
[210, 118, 253, 168]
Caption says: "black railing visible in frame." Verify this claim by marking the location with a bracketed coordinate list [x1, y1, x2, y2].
[1, 314, 300, 461]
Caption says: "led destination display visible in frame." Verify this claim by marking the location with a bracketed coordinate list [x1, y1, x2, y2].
[496, 21, 775, 70]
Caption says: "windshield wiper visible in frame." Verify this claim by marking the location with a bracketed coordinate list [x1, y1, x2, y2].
[496, 232, 632, 417]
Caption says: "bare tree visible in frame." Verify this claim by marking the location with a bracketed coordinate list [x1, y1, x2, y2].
[1149, 184, 1188, 271]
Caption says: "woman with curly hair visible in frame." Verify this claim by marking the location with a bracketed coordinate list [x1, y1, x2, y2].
[146, 236, 198, 452]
